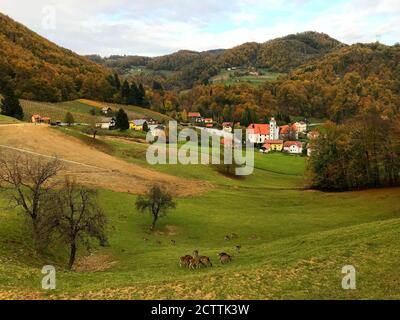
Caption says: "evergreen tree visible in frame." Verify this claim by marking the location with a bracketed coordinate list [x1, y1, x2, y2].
[128, 83, 140, 105]
[114, 73, 121, 91]
[138, 83, 146, 106]
[1, 86, 24, 120]
[121, 80, 130, 104]
[64, 112, 75, 126]
[115, 108, 129, 131]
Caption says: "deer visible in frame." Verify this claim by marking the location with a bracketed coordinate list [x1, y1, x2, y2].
[193, 250, 213, 268]
[180, 255, 193, 268]
[218, 252, 232, 264]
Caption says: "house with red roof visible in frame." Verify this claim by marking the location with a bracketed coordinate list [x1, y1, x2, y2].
[283, 141, 303, 154]
[279, 124, 298, 140]
[188, 112, 203, 123]
[204, 118, 214, 128]
[247, 118, 280, 144]
[261, 140, 284, 152]
[31, 114, 51, 124]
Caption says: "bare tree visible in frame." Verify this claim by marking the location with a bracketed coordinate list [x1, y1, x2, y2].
[0, 153, 63, 250]
[53, 178, 107, 270]
[136, 185, 176, 231]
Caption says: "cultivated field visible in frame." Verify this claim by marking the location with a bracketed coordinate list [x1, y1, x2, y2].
[0, 125, 208, 196]
[210, 69, 285, 85]
[19, 99, 171, 124]
[0, 124, 399, 300]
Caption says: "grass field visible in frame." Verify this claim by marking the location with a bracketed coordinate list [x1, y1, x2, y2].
[19, 99, 170, 124]
[0, 115, 21, 124]
[0, 126, 399, 300]
[210, 69, 285, 86]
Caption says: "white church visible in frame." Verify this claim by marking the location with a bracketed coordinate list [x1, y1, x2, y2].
[247, 118, 280, 144]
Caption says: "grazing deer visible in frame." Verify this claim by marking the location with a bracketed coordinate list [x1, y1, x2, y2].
[218, 253, 232, 264]
[171, 240, 176, 246]
[199, 256, 212, 267]
[179, 255, 192, 268]
[224, 235, 231, 241]
[192, 250, 213, 268]
[188, 250, 203, 270]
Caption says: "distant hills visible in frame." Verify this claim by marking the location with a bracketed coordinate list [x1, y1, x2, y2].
[87, 31, 345, 88]
[1, 10, 399, 115]
[89, 31, 344, 72]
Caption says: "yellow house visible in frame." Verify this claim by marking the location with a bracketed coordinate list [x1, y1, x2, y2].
[263, 140, 284, 152]
[130, 119, 147, 131]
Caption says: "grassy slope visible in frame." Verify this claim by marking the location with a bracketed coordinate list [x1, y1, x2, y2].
[0, 115, 20, 124]
[0, 132, 399, 299]
[19, 99, 170, 124]
[210, 69, 285, 86]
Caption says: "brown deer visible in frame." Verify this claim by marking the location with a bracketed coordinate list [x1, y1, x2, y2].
[218, 253, 232, 264]
[179, 255, 192, 268]
[189, 250, 204, 270]
[195, 250, 213, 268]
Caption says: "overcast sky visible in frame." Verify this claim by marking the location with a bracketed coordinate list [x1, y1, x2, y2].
[0, 0, 398, 57]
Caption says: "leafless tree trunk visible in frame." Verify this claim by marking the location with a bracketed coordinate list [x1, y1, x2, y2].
[0, 153, 63, 250]
[53, 178, 107, 270]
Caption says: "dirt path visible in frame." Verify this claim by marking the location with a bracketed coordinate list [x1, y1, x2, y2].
[0, 125, 211, 196]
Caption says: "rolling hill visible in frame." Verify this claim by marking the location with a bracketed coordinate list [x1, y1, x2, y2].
[88, 32, 345, 89]
[0, 13, 113, 102]
[0, 123, 399, 299]
[18, 98, 172, 124]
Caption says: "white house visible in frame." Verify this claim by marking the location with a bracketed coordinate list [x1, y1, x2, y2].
[96, 117, 115, 130]
[247, 118, 280, 144]
[294, 121, 307, 133]
[283, 141, 303, 154]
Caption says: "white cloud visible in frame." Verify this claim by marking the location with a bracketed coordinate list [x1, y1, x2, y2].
[0, 0, 398, 56]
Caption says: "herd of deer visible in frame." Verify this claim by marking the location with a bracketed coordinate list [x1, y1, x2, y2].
[180, 250, 233, 270]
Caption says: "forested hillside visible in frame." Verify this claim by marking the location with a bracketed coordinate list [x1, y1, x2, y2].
[89, 32, 344, 90]
[0, 13, 114, 102]
[149, 42, 400, 125]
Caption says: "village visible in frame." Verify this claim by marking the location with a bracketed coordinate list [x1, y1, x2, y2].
[30, 107, 319, 157]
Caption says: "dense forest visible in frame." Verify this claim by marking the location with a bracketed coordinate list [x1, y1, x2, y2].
[0, 13, 114, 102]
[308, 111, 400, 191]
[144, 43, 400, 126]
[88, 32, 344, 90]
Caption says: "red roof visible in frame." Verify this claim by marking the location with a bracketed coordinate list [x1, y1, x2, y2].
[262, 143, 272, 149]
[279, 124, 297, 134]
[204, 118, 213, 123]
[268, 140, 284, 144]
[284, 141, 302, 148]
[247, 124, 270, 135]
[188, 112, 201, 118]
[222, 122, 233, 127]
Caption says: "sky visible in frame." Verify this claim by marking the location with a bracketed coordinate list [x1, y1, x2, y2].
[0, 0, 399, 57]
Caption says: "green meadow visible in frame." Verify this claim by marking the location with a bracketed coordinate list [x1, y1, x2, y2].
[0, 130, 399, 299]
[19, 99, 171, 124]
